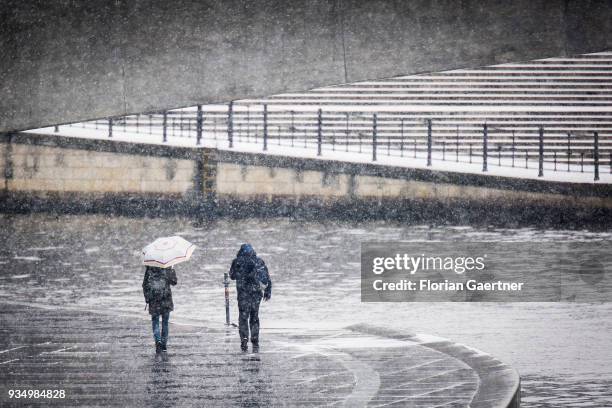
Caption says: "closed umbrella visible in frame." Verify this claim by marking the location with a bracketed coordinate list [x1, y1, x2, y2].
[143, 236, 195, 268]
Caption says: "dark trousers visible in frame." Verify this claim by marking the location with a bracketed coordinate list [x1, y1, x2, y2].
[238, 295, 261, 344]
[151, 312, 170, 345]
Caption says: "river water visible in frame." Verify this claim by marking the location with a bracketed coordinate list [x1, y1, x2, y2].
[1, 214, 611, 407]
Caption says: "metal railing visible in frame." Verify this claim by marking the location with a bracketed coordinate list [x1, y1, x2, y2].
[63, 103, 612, 181]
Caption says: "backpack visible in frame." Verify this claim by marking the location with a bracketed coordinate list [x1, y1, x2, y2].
[146, 268, 169, 303]
[254, 259, 270, 295]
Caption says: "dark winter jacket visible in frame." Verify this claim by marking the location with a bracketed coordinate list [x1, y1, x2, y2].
[142, 266, 177, 316]
[229, 244, 272, 300]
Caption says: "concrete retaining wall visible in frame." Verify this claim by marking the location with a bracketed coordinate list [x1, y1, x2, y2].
[216, 161, 612, 209]
[217, 163, 351, 198]
[2, 132, 611, 226]
[6, 143, 194, 194]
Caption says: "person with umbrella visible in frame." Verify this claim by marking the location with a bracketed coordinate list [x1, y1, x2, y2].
[229, 243, 272, 353]
[142, 236, 195, 353]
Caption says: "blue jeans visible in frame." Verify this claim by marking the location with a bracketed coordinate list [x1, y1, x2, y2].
[151, 312, 170, 345]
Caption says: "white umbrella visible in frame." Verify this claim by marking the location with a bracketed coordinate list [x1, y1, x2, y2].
[142, 236, 196, 268]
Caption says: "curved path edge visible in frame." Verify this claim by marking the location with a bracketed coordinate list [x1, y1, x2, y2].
[346, 324, 521, 408]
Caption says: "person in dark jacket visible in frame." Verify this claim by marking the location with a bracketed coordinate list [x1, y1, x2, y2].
[229, 244, 272, 352]
[142, 266, 177, 353]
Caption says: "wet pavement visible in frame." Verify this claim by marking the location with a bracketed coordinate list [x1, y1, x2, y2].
[520, 375, 612, 408]
[0, 214, 611, 406]
[0, 303, 520, 407]
[1, 303, 354, 407]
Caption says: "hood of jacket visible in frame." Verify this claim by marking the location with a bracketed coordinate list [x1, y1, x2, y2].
[237, 243, 256, 258]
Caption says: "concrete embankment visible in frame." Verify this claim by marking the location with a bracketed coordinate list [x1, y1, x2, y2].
[1, 132, 611, 226]
[0, 302, 520, 407]
[348, 324, 521, 408]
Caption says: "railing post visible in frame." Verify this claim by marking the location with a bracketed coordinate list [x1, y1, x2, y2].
[317, 108, 323, 156]
[54, 125, 59, 133]
[482, 123, 488, 172]
[372, 114, 377, 162]
[223, 272, 230, 326]
[594, 131, 599, 181]
[227, 101, 234, 148]
[426, 119, 432, 166]
[567, 132, 571, 172]
[163, 111, 168, 143]
[263, 104, 268, 151]
[108, 118, 113, 138]
[345, 113, 350, 152]
[400, 119, 405, 157]
[538, 126, 544, 177]
[246, 105, 251, 141]
[196, 105, 203, 145]
[180, 113, 184, 137]
[456, 125, 459, 162]
[162, 111, 168, 143]
[291, 110, 296, 147]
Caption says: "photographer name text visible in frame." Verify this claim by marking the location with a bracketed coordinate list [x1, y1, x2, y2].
[373, 279, 524, 292]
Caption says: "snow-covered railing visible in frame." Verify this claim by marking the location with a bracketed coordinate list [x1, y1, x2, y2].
[56, 103, 611, 181]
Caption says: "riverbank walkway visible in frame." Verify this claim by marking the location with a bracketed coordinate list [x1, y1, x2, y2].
[0, 303, 519, 407]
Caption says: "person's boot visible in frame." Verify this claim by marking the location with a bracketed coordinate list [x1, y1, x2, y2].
[252, 341, 259, 353]
[155, 341, 162, 354]
[161, 343, 167, 353]
[240, 339, 248, 352]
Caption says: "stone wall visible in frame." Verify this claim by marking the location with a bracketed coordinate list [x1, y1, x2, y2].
[4, 140, 194, 196]
[2, 133, 612, 225]
[216, 163, 351, 198]
[352, 175, 612, 208]
[215, 159, 612, 210]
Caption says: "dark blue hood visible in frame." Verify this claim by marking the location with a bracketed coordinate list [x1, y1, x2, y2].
[237, 243, 256, 258]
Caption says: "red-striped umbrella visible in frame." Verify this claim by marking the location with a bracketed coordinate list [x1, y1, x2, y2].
[142, 236, 196, 268]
